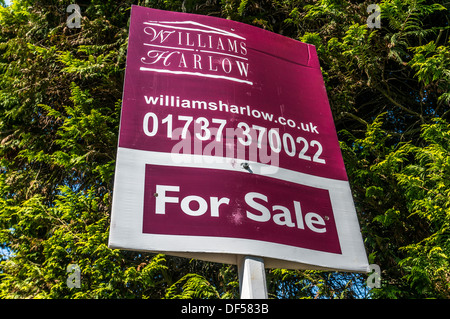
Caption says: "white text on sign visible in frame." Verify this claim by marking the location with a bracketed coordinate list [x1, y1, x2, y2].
[154, 185, 327, 233]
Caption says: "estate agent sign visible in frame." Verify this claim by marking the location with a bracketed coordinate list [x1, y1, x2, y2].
[108, 5, 369, 272]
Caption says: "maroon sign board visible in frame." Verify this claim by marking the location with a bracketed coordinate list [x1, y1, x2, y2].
[108, 5, 369, 272]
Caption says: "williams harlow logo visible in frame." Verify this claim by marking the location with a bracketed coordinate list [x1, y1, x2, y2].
[140, 21, 252, 85]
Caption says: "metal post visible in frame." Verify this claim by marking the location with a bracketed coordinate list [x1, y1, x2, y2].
[237, 255, 268, 299]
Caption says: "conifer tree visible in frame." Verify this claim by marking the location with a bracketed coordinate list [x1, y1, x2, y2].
[0, 0, 448, 298]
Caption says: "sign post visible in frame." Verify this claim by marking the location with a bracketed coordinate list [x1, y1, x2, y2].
[108, 5, 369, 298]
[238, 256, 268, 299]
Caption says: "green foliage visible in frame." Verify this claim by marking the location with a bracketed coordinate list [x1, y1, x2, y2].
[165, 274, 221, 299]
[343, 117, 450, 298]
[395, 120, 450, 297]
[267, 268, 369, 299]
[1, 0, 449, 299]
[0, 185, 118, 298]
[409, 41, 450, 105]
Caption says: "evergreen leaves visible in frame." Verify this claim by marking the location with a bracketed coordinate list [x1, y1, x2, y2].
[0, 0, 449, 299]
[344, 118, 450, 298]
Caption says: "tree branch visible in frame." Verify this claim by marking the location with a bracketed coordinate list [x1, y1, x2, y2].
[376, 86, 424, 122]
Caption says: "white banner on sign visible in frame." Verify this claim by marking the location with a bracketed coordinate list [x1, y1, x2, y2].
[109, 147, 369, 272]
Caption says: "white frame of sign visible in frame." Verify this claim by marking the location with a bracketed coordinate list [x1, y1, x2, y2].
[109, 148, 369, 273]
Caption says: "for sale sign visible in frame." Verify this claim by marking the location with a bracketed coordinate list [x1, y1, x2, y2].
[108, 5, 369, 272]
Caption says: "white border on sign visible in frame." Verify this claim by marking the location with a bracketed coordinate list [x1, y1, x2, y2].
[108, 147, 369, 273]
